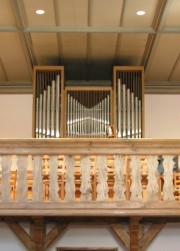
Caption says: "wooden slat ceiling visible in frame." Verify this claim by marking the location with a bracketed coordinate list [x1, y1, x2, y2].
[0, 0, 179, 94]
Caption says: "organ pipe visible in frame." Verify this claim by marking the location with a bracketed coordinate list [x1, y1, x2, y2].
[50, 80, 55, 137]
[66, 90, 111, 138]
[117, 79, 121, 138]
[34, 68, 63, 138]
[46, 85, 51, 137]
[55, 75, 60, 138]
[116, 68, 143, 138]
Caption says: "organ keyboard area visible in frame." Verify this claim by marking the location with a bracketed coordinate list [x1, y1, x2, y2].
[33, 66, 144, 138]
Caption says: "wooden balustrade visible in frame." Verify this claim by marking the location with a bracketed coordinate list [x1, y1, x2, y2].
[0, 138, 180, 216]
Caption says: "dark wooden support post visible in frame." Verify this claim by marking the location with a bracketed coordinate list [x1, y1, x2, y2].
[30, 217, 46, 251]
[129, 217, 140, 251]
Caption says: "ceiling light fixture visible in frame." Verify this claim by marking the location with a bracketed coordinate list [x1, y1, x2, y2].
[136, 10, 145, 16]
[36, 9, 45, 15]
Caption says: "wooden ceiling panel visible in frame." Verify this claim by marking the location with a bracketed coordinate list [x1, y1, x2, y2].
[61, 33, 87, 59]
[169, 56, 180, 81]
[163, 0, 180, 27]
[91, 0, 123, 26]
[0, 58, 8, 81]
[58, 0, 88, 26]
[0, 33, 31, 81]
[90, 33, 118, 59]
[115, 34, 148, 65]
[31, 33, 58, 46]
[0, 0, 16, 25]
[33, 46, 60, 66]
[23, 0, 56, 26]
[0, 0, 180, 93]
[122, 0, 158, 26]
[145, 34, 180, 81]
[119, 33, 148, 47]
[31, 33, 59, 65]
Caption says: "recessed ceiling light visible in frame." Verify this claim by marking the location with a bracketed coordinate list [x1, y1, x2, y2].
[36, 9, 45, 15]
[136, 10, 145, 16]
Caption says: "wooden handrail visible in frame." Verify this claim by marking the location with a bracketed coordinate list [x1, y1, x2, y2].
[0, 138, 180, 155]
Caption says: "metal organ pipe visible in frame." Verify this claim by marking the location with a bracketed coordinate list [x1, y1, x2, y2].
[35, 94, 39, 138]
[122, 83, 126, 137]
[35, 70, 62, 138]
[127, 87, 131, 138]
[66, 90, 111, 138]
[117, 79, 121, 138]
[55, 75, 60, 138]
[116, 70, 142, 138]
[42, 87, 46, 138]
[46, 84, 51, 137]
[50, 80, 55, 137]
[39, 92, 43, 138]
[42, 72, 46, 138]
[131, 89, 135, 138]
[67, 93, 70, 136]
[138, 99, 142, 138]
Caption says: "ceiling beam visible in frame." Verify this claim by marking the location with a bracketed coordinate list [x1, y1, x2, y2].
[24, 25, 155, 34]
[10, 0, 36, 77]
[1, 25, 179, 34]
[0, 25, 20, 32]
[142, 0, 172, 70]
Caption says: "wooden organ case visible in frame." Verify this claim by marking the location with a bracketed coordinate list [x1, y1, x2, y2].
[33, 66, 144, 138]
[113, 66, 144, 138]
[32, 66, 64, 138]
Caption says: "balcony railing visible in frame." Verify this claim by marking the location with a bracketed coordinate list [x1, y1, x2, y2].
[0, 138, 180, 216]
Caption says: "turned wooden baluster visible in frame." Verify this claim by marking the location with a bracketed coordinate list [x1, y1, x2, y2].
[32, 156, 44, 202]
[146, 155, 159, 202]
[80, 155, 92, 201]
[113, 154, 126, 201]
[163, 155, 175, 201]
[1, 155, 12, 201]
[49, 155, 59, 202]
[130, 155, 142, 201]
[96, 155, 109, 201]
[16, 155, 28, 202]
[65, 155, 75, 201]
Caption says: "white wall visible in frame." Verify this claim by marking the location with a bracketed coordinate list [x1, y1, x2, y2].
[47, 224, 125, 251]
[1, 222, 180, 251]
[145, 94, 180, 138]
[0, 94, 32, 138]
[46, 223, 180, 251]
[0, 222, 26, 251]
[0, 93, 180, 251]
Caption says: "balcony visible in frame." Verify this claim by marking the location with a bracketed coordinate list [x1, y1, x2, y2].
[0, 138, 180, 217]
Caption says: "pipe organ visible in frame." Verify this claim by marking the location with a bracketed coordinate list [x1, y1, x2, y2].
[33, 66, 144, 138]
[66, 89, 111, 138]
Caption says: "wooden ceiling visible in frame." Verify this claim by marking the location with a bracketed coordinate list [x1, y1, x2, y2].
[0, 0, 179, 94]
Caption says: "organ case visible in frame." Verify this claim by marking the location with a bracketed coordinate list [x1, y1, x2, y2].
[113, 66, 144, 138]
[32, 66, 144, 138]
[32, 66, 64, 138]
[64, 86, 113, 138]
